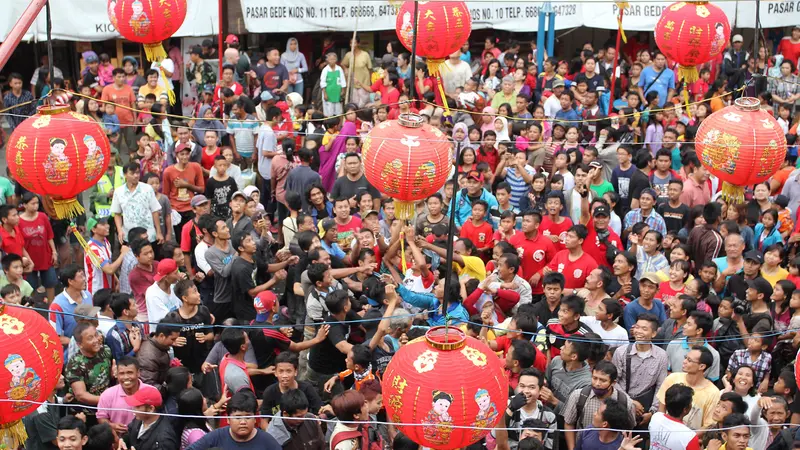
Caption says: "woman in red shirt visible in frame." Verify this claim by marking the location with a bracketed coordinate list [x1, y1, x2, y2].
[18, 193, 57, 300]
[368, 71, 401, 116]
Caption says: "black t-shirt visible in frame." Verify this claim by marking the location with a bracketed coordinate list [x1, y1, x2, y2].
[204, 177, 238, 219]
[165, 307, 214, 374]
[248, 326, 292, 370]
[629, 170, 651, 207]
[531, 301, 560, 327]
[606, 277, 640, 304]
[657, 202, 690, 233]
[308, 316, 349, 374]
[260, 381, 322, 417]
[230, 257, 257, 321]
[330, 175, 381, 203]
[574, 72, 604, 92]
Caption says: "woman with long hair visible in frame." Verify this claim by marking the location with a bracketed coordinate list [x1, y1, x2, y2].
[481, 58, 502, 95]
[305, 183, 333, 225]
[176, 387, 212, 450]
[163, 366, 192, 415]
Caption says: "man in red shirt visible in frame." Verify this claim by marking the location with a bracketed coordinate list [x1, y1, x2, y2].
[0, 205, 32, 270]
[540, 191, 573, 252]
[581, 203, 622, 269]
[163, 144, 206, 236]
[510, 209, 557, 300]
[545, 224, 598, 294]
[332, 197, 361, 252]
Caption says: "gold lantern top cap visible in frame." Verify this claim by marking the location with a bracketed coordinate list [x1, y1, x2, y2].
[426, 326, 467, 351]
[36, 105, 71, 116]
[398, 113, 424, 128]
[734, 97, 761, 111]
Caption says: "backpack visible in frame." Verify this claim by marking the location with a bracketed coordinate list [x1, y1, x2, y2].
[330, 425, 384, 450]
[575, 385, 624, 428]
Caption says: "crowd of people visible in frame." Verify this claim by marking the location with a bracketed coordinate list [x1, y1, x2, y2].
[4, 26, 800, 450]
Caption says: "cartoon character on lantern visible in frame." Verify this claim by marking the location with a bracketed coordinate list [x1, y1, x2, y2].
[44, 137, 70, 185]
[710, 22, 726, 55]
[84, 135, 106, 180]
[129, 0, 151, 37]
[423, 390, 454, 445]
[5, 354, 42, 411]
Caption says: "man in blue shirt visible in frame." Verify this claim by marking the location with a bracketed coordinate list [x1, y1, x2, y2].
[637, 52, 675, 108]
[554, 91, 580, 128]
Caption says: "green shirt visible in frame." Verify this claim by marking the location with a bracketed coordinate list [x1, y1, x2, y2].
[322, 65, 345, 103]
[0, 274, 33, 297]
[0, 177, 14, 205]
[64, 346, 112, 413]
[590, 180, 615, 198]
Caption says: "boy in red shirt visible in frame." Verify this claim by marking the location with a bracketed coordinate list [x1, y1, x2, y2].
[545, 224, 598, 294]
[540, 191, 573, 252]
[510, 209, 557, 299]
[460, 200, 494, 262]
[545, 295, 591, 359]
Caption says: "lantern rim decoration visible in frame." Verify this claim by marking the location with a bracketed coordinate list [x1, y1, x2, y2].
[695, 96, 787, 203]
[395, 1, 472, 77]
[362, 113, 452, 220]
[0, 302, 64, 448]
[111, 0, 188, 62]
[382, 325, 508, 450]
[6, 104, 112, 219]
[654, 0, 730, 84]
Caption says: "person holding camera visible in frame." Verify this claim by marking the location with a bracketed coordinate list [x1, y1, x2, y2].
[732, 277, 774, 336]
[578, 175, 622, 269]
[726, 250, 766, 301]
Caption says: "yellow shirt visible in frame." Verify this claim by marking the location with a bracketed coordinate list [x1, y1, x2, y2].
[656, 372, 720, 429]
[457, 255, 487, 281]
[761, 267, 789, 287]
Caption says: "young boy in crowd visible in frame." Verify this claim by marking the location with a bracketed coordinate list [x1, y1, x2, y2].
[726, 331, 772, 393]
[0, 284, 22, 305]
[544, 294, 591, 360]
[323, 344, 376, 392]
[0, 253, 33, 297]
[459, 200, 494, 262]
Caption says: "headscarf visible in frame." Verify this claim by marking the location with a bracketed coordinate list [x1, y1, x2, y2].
[451, 122, 470, 149]
[287, 92, 304, 111]
[319, 122, 357, 192]
[193, 105, 225, 144]
[480, 106, 496, 135]
[493, 116, 510, 144]
[282, 38, 301, 64]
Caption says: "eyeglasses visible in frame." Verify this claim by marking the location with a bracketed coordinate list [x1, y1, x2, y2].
[684, 355, 699, 364]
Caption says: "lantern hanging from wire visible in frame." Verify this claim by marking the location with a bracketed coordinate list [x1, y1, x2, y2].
[0, 303, 64, 448]
[395, 1, 472, 78]
[382, 326, 508, 450]
[361, 113, 452, 220]
[6, 104, 112, 219]
[111, 0, 187, 62]
[695, 97, 787, 203]
[654, 1, 730, 83]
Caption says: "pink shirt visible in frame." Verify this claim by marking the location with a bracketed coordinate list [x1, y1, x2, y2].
[96, 380, 155, 425]
[679, 177, 711, 208]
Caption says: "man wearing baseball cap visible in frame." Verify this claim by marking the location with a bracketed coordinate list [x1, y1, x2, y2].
[186, 44, 216, 94]
[722, 34, 749, 92]
[737, 276, 773, 334]
[250, 291, 328, 364]
[623, 188, 667, 237]
[85, 217, 130, 296]
[579, 188, 622, 269]
[144, 259, 182, 324]
[452, 170, 499, 229]
[162, 142, 205, 238]
[724, 249, 764, 302]
[123, 384, 178, 450]
[180, 195, 211, 261]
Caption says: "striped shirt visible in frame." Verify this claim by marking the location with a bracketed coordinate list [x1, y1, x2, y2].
[504, 165, 536, 208]
[85, 238, 112, 295]
[227, 114, 259, 157]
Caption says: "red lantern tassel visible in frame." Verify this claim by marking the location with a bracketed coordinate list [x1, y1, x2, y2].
[143, 41, 167, 62]
[0, 420, 28, 449]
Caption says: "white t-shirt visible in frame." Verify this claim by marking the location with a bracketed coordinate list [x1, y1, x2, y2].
[580, 316, 630, 347]
[544, 94, 561, 119]
[145, 282, 181, 325]
[151, 59, 175, 91]
[648, 412, 700, 450]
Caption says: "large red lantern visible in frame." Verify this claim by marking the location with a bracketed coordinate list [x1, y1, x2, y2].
[0, 303, 64, 447]
[6, 104, 112, 218]
[111, 0, 187, 61]
[696, 97, 787, 203]
[383, 327, 508, 450]
[654, 1, 730, 83]
[362, 114, 451, 220]
[396, 1, 471, 76]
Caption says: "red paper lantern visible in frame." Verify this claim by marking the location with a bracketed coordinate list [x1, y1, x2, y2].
[0, 303, 64, 447]
[695, 97, 787, 202]
[111, 0, 187, 61]
[6, 105, 112, 218]
[654, 1, 730, 83]
[396, 1, 471, 75]
[362, 114, 451, 220]
[383, 327, 508, 450]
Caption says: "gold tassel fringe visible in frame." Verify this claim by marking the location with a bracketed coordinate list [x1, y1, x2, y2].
[52, 198, 84, 219]
[678, 66, 699, 84]
[0, 420, 28, 448]
[720, 182, 745, 205]
[143, 42, 167, 62]
[394, 200, 416, 221]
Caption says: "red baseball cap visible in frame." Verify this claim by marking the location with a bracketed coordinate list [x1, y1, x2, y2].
[153, 258, 178, 282]
[254, 291, 277, 314]
[224, 34, 239, 45]
[124, 385, 162, 408]
[466, 170, 484, 183]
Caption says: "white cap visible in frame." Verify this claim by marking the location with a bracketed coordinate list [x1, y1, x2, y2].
[732, 34, 744, 43]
